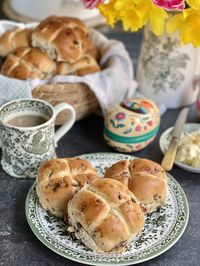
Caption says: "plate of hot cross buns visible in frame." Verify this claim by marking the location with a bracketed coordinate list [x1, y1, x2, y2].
[25, 153, 189, 265]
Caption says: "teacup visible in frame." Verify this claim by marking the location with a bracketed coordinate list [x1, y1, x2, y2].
[0, 98, 76, 178]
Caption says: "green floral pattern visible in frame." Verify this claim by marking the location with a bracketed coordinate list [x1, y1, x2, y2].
[140, 31, 190, 94]
[0, 99, 56, 178]
[26, 153, 189, 265]
[1, 124, 56, 178]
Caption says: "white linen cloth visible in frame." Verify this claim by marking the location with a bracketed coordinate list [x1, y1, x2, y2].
[0, 20, 138, 115]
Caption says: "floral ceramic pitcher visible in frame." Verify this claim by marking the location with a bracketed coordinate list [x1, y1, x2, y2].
[137, 25, 199, 108]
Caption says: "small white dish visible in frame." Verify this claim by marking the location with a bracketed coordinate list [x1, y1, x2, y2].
[159, 123, 200, 173]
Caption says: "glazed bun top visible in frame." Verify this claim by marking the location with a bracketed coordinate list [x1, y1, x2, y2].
[0, 28, 32, 57]
[1, 47, 56, 80]
[36, 158, 99, 217]
[67, 178, 145, 253]
[31, 15, 98, 63]
[104, 158, 168, 214]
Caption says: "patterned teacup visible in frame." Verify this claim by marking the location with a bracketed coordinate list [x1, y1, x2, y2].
[0, 98, 76, 178]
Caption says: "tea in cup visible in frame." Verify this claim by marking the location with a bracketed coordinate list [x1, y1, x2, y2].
[0, 98, 76, 178]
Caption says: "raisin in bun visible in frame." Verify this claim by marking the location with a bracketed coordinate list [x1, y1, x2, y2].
[104, 158, 168, 214]
[67, 178, 145, 253]
[31, 16, 98, 63]
[1, 47, 56, 80]
[0, 28, 32, 57]
[36, 158, 99, 218]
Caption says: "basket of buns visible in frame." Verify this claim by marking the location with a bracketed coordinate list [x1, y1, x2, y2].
[0, 16, 101, 124]
[0, 16, 136, 125]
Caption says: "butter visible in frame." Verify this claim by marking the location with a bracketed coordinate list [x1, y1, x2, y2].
[176, 130, 200, 168]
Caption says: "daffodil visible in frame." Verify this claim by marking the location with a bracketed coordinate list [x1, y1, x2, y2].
[82, 0, 200, 47]
[186, 0, 200, 9]
[118, 0, 150, 31]
[98, 0, 120, 26]
[146, 0, 168, 35]
[99, 0, 146, 30]
[167, 0, 200, 46]
[99, 0, 168, 35]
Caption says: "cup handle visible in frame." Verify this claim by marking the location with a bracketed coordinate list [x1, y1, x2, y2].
[54, 103, 76, 144]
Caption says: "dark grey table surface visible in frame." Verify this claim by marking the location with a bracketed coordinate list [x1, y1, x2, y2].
[0, 6, 200, 266]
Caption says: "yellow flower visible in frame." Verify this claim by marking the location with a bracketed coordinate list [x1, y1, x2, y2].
[98, 0, 120, 27]
[114, 0, 140, 10]
[167, 1, 200, 47]
[98, 0, 168, 35]
[97, 0, 200, 47]
[119, 1, 150, 31]
[182, 8, 200, 47]
[99, 0, 146, 30]
[146, 0, 168, 36]
[186, 0, 200, 9]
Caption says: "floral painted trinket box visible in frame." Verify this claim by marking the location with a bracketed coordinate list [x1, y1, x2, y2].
[104, 98, 160, 152]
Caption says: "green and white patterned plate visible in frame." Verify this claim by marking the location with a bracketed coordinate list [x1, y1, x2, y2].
[25, 153, 189, 265]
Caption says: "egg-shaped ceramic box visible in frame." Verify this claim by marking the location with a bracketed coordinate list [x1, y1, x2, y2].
[104, 98, 160, 152]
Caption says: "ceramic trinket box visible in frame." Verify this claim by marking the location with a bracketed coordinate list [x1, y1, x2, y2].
[104, 98, 160, 152]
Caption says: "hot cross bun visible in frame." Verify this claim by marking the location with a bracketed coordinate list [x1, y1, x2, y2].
[105, 158, 168, 214]
[0, 28, 32, 57]
[36, 158, 99, 217]
[1, 47, 56, 80]
[31, 16, 98, 63]
[67, 178, 145, 253]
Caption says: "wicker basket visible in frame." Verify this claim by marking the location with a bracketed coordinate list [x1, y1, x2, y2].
[0, 22, 129, 124]
[32, 83, 99, 125]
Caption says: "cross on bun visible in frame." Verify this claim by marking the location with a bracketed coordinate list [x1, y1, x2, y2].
[1, 47, 56, 80]
[0, 28, 32, 57]
[104, 158, 168, 214]
[36, 158, 99, 218]
[31, 16, 98, 63]
[56, 54, 100, 76]
[67, 178, 145, 253]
